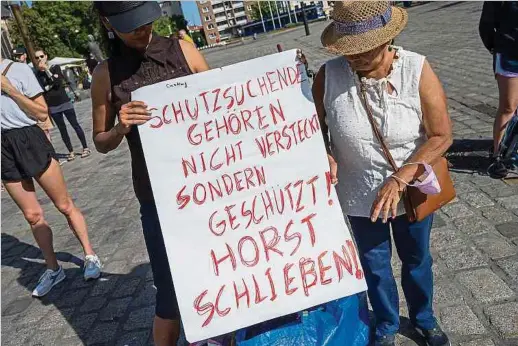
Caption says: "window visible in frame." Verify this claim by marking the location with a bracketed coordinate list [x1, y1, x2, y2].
[209, 33, 216, 39]
[199, 0, 208, 3]
[162, 11, 168, 15]
[204, 15, 212, 21]
[202, 6, 209, 13]
[208, 24, 215, 30]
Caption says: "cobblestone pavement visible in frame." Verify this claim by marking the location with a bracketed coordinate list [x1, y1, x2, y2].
[2, 2, 517, 346]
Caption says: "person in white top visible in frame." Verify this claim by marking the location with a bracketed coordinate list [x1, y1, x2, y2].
[312, 2, 453, 346]
[1, 58, 102, 298]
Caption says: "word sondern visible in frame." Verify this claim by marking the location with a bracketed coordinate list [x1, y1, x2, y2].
[134, 50, 367, 342]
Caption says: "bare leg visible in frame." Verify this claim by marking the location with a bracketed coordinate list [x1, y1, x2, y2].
[493, 75, 518, 156]
[153, 317, 180, 346]
[35, 159, 95, 256]
[3, 179, 59, 270]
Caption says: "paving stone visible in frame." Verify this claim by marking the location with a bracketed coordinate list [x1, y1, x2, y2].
[438, 245, 487, 271]
[485, 302, 518, 338]
[433, 279, 464, 307]
[90, 275, 119, 297]
[131, 284, 157, 308]
[457, 268, 515, 304]
[2, 3, 515, 344]
[462, 192, 495, 209]
[63, 313, 98, 338]
[430, 228, 464, 250]
[38, 308, 74, 330]
[480, 184, 518, 198]
[459, 339, 495, 346]
[453, 181, 478, 194]
[495, 222, 518, 239]
[441, 202, 475, 219]
[440, 305, 486, 336]
[103, 260, 133, 275]
[472, 233, 517, 259]
[112, 277, 142, 298]
[454, 216, 494, 236]
[123, 306, 155, 331]
[432, 214, 447, 228]
[80, 296, 107, 313]
[481, 208, 516, 224]
[2, 296, 33, 316]
[496, 256, 518, 283]
[23, 325, 63, 346]
[100, 297, 132, 322]
[87, 322, 119, 344]
[55, 288, 89, 308]
[496, 196, 518, 210]
[116, 330, 151, 346]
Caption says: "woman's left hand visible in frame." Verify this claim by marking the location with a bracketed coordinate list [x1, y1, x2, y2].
[370, 178, 403, 223]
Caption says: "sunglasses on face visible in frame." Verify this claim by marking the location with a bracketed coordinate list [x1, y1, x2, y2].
[35, 55, 45, 60]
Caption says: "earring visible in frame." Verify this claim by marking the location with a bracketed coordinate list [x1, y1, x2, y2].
[388, 46, 393, 52]
[108, 31, 115, 39]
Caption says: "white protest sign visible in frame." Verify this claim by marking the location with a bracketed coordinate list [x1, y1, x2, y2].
[133, 50, 367, 343]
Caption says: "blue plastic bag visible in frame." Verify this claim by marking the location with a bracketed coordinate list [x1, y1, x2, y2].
[235, 293, 370, 346]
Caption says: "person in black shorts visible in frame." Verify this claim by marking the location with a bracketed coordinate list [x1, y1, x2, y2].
[1, 57, 102, 297]
[90, 2, 209, 344]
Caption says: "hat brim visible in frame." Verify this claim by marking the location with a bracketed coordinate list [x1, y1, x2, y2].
[107, 1, 161, 34]
[321, 6, 408, 56]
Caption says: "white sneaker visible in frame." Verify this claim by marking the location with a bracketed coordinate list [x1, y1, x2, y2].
[84, 254, 102, 281]
[32, 266, 66, 297]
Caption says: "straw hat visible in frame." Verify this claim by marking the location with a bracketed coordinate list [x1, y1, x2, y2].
[321, 1, 408, 56]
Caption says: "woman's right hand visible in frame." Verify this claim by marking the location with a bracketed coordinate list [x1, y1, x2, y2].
[328, 154, 338, 184]
[117, 101, 152, 135]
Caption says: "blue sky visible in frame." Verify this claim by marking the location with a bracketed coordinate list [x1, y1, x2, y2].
[182, 1, 201, 26]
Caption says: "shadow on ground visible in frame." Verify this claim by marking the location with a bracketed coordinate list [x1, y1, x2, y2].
[446, 139, 493, 175]
[1, 233, 154, 345]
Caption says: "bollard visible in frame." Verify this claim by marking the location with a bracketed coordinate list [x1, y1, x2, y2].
[276, 44, 283, 53]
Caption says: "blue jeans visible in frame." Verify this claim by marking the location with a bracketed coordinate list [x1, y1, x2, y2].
[348, 214, 436, 337]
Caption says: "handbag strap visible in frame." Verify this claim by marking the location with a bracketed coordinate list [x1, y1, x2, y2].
[358, 81, 399, 173]
[2, 62, 14, 76]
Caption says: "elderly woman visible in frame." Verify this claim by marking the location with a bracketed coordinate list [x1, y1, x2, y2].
[312, 2, 452, 346]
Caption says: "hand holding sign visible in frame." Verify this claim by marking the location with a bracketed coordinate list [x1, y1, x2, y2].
[133, 50, 367, 342]
[117, 101, 152, 135]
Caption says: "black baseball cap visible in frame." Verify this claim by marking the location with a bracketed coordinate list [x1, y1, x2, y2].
[12, 47, 26, 55]
[95, 1, 161, 34]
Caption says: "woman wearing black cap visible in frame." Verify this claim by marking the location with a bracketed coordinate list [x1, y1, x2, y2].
[90, 2, 209, 345]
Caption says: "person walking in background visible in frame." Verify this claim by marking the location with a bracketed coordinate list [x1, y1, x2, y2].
[34, 48, 91, 161]
[1, 58, 102, 297]
[90, 2, 209, 345]
[313, 2, 452, 345]
[479, 1, 518, 157]
[12, 47, 28, 64]
[178, 29, 195, 45]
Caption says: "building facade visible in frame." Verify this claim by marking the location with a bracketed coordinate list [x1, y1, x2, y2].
[197, 1, 253, 45]
[1, 4, 13, 59]
[159, 1, 183, 17]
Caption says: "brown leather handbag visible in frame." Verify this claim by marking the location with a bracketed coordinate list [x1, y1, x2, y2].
[359, 83, 456, 222]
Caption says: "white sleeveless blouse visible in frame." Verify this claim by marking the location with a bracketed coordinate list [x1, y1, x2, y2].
[324, 47, 427, 217]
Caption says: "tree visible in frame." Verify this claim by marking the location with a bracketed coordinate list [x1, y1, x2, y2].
[7, 1, 104, 59]
[153, 14, 188, 38]
[249, 1, 279, 21]
[153, 16, 175, 37]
